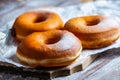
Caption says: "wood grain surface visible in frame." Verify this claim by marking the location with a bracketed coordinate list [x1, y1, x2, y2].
[0, 0, 120, 80]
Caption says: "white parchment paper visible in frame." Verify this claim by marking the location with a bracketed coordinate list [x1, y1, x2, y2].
[0, 1, 120, 67]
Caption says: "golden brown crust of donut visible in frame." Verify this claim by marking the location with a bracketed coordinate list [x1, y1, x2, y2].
[17, 30, 82, 67]
[12, 11, 63, 41]
[17, 48, 82, 67]
[65, 15, 120, 49]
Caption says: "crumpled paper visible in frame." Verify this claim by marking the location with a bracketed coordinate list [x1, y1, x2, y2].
[0, 1, 120, 67]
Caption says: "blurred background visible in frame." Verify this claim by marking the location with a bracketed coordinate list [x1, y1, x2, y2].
[0, 0, 119, 26]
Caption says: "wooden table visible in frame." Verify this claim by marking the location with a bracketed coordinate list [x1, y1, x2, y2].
[0, 0, 120, 80]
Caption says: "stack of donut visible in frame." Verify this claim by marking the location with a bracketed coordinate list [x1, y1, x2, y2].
[12, 11, 120, 67]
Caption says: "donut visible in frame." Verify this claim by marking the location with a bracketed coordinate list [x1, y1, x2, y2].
[16, 30, 82, 67]
[12, 11, 63, 41]
[65, 15, 120, 49]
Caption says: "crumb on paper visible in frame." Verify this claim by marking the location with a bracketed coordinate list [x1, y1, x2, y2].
[0, 32, 6, 40]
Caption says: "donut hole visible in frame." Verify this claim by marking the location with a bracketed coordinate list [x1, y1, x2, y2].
[45, 36, 61, 44]
[34, 16, 47, 23]
[86, 18, 100, 26]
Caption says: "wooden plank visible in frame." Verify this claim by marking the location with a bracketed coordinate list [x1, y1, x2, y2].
[74, 48, 120, 80]
[0, 54, 98, 80]
[0, 47, 120, 80]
